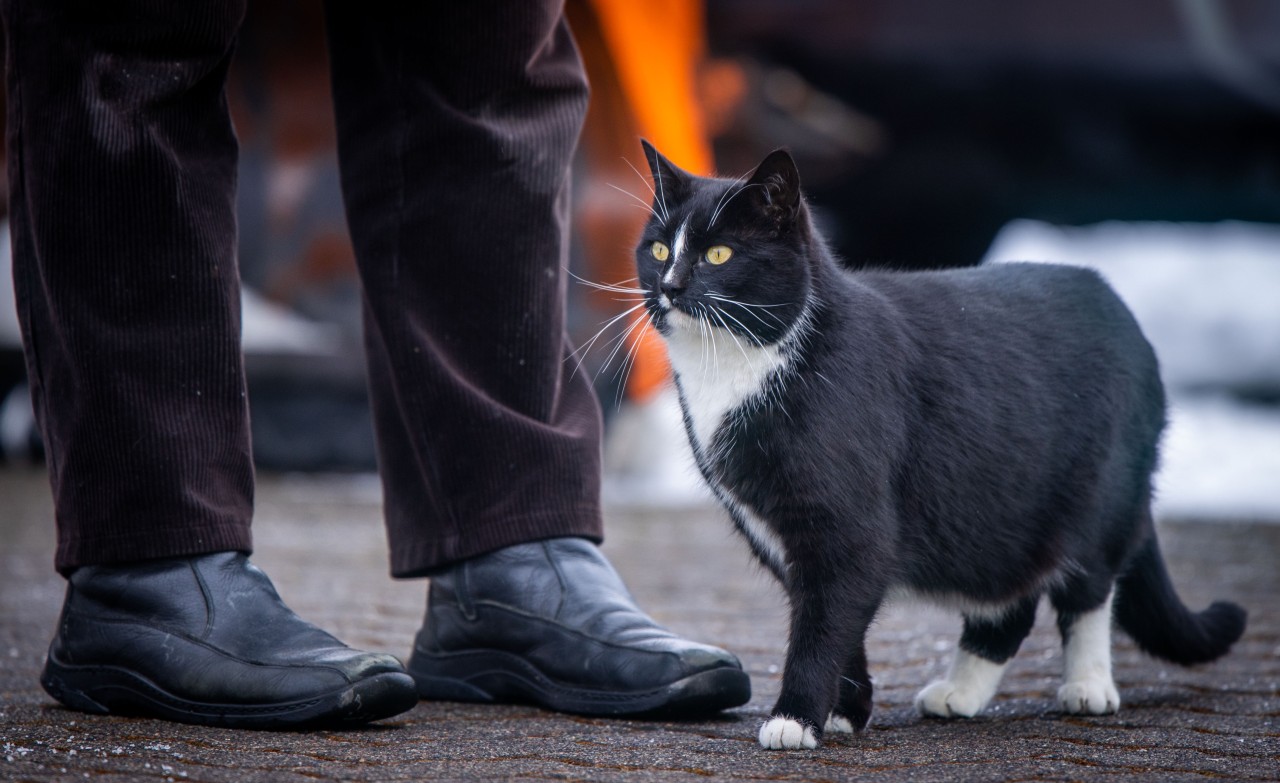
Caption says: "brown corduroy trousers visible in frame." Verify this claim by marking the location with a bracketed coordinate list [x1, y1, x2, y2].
[4, 0, 605, 577]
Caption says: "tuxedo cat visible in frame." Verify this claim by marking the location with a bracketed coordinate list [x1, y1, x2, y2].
[634, 141, 1247, 750]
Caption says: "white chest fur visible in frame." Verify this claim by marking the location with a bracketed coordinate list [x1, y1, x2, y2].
[661, 310, 794, 575]
[661, 310, 788, 455]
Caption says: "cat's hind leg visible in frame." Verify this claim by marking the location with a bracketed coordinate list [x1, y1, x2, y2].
[916, 596, 1038, 718]
[1053, 588, 1120, 715]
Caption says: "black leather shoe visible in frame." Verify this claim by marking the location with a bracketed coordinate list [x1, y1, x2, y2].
[407, 537, 751, 717]
[41, 552, 418, 729]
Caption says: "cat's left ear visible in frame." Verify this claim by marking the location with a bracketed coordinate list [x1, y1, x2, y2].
[640, 139, 692, 204]
[746, 149, 802, 231]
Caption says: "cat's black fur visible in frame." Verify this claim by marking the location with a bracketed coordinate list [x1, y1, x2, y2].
[635, 141, 1247, 748]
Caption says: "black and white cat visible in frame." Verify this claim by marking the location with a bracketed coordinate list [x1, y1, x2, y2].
[633, 141, 1247, 750]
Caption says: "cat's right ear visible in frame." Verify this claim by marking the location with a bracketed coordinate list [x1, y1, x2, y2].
[640, 139, 691, 204]
[745, 148, 802, 232]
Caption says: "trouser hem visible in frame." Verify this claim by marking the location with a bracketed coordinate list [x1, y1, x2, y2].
[389, 505, 603, 578]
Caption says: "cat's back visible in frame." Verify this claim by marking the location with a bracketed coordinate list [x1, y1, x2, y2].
[831, 259, 1165, 458]
[854, 261, 1120, 320]
[847, 261, 1155, 371]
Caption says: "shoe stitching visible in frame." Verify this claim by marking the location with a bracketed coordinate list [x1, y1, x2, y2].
[540, 540, 568, 621]
[188, 559, 216, 641]
[456, 562, 477, 621]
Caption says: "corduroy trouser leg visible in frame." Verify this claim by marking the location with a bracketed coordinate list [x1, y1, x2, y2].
[4, 0, 604, 576]
[323, 2, 603, 576]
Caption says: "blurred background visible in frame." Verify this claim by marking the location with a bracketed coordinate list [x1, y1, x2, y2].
[1, 0, 1277, 521]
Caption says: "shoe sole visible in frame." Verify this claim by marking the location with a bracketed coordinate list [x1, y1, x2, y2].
[408, 649, 751, 718]
[41, 654, 419, 730]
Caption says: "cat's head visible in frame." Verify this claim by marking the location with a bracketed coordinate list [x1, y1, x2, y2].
[636, 141, 814, 347]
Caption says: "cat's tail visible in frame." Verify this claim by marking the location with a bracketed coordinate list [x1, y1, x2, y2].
[1113, 536, 1247, 665]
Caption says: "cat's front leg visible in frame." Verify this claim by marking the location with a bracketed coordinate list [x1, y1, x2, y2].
[760, 587, 877, 750]
[759, 646, 829, 749]
[758, 661, 829, 750]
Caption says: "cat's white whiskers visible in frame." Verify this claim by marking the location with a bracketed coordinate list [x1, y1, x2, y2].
[644, 157, 672, 226]
[707, 296, 791, 323]
[569, 300, 648, 362]
[707, 169, 754, 230]
[707, 306, 756, 368]
[706, 294, 789, 331]
[704, 307, 723, 385]
[696, 306, 716, 386]
[707, 185, 737, 231]
[567, 271, 647, 296]
[709, 305, 768, 351]
[708, 181, 763, 231]
[566, 301, 650, 385]
[622, 156, 666, 221]
[591, 315, 651, 405]
[605, 182, 665, 221]
[707, 294, 790, 310]
[699, 306, 723, 384]
[581, 318, 639, 378]
[608, 317, 651, 407]
[599, 311, 650, 378]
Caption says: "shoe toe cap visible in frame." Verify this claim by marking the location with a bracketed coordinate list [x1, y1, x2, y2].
[343, 651, 409, 680]
[676, 643, 743, 673]
[306, 647, 407, 682]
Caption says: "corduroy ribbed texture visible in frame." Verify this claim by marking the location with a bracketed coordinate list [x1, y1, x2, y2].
[5, 0, 255, 573]
[4, 0, 605, 576]
[324, 1, 603, 577]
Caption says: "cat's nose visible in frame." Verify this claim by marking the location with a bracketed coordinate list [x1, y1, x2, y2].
[660, 279, 686, 300]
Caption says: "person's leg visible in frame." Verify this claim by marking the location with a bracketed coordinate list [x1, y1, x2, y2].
[324, 1, 602, 574]
[324, 0, 749, 716]
[4, 0, 415, 727]
[6, 0, 253, 570]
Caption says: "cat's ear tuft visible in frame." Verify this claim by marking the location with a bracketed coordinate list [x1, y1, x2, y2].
[640, 139, 691, 202]
[746, 149, 802, 231]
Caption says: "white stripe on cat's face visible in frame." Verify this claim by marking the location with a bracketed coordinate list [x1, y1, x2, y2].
[662, 218, 691, 287]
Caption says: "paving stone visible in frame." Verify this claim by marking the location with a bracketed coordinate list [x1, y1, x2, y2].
[2, 467, 1276, 782]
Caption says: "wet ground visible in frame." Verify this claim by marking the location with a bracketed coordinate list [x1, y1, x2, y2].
[2, 466, 1277, 782]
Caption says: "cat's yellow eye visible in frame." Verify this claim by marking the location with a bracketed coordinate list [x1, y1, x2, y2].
[651, 242, 670, 262]
[705, 245, 733, 265]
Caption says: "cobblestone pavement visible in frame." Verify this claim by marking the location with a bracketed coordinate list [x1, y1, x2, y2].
[2, 466, 1276, 782]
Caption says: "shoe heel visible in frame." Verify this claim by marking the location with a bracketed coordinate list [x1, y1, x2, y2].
[41, 668, 110, 715]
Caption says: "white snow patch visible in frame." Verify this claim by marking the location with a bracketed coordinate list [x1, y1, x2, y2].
[985, 220, 1280, 521]
[985, 219, 1280, 390]
[1157, 395, 1280, 520]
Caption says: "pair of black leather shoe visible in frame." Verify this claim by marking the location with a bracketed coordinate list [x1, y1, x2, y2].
[42, 539, 749, 728]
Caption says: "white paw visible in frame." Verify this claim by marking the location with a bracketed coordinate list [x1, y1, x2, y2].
[824, 713, 854, 734]
[758, 716, 818, 750]
[1058, 679, 1120, 715]
[915, 679, 990, 718]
